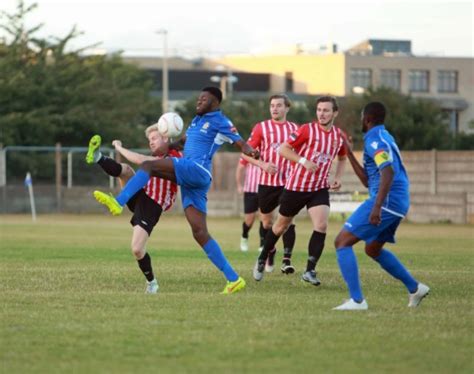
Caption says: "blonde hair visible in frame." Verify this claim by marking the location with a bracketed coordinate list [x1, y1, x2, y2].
[145, 124, 159, 137]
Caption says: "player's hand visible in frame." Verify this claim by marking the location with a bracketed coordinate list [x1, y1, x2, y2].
[112, 140, 122, 149]
[303, 160, 319, 173]
[369, 206, 382, 226]
[237, 185, 244, 195]
[242, 143, 259, 160]
[260, 161, 278, 175]
[330, 179, 342, 191]
[342, 133, 354, 154]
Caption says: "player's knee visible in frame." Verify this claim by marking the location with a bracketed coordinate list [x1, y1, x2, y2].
[121, 164, 134, 178]
[334, 233, 345, 249]
[365, 246, 381, 258]
[131, 245, 145, 259]
[274, 221, 289, 236]
[314, 221, 328, 233]
[192, 227, 208, 245]
[140, 160, 153, 173]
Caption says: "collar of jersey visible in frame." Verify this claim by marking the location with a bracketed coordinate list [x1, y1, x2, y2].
[364, 124, 386, 140]
[270, 119, 287, 126]
[197, 110, 222, 119]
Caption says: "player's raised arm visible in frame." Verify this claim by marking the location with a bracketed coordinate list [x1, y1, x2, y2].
[343, 134, 368, 188]
[235, 139, 259, 160]
[112, 140, 157, 165]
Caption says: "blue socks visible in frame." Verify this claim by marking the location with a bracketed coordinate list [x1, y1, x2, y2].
[203, 239, 239, 282]
[336, 246, 364, 302]
[116, 169, 150, 206]
[374, 249, 418, 293]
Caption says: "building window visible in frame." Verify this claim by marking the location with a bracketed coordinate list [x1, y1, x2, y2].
[380, 69, 401, 91]
[350, 68, 372, 92]
[409, 70, 429, 92]
[438, 70, 458, 93]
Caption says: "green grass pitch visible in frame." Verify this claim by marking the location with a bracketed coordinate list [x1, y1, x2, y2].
[1, 214, 472, 373]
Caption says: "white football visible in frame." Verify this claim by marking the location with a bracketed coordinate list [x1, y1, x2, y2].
[157, 112, 184, 138]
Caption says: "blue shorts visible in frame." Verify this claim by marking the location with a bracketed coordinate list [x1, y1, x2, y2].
[343, 199, 403, 244]
[172, 158, 212, 214]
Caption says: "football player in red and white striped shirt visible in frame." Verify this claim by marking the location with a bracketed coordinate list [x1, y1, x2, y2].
[85, 125, 180, 293]
[253, 96, 347, 285]
[235, 157, 264, 252]
[243, 94, 299, 274]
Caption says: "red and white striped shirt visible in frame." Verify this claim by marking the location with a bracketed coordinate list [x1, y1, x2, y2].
[285, 122, 346, 192]
[247, 120, 299, 187]
[239, 158, 261, 193]
[144, 149, 181, 211]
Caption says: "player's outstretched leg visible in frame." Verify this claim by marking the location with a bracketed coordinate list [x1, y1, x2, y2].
[93, 191, 123, 216]
[85, 135, 102, 164]
[202, 238, 246, 295]
[221, 277, 246, 295]
[370, 247, 430, 307]
[408, 283, 430, 307]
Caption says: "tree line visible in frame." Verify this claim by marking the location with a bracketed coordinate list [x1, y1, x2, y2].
[1, 1, 472, 182]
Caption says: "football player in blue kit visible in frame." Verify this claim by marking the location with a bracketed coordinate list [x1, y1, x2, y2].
[94, 87, 259, 295]
[333, 102, 430, 310]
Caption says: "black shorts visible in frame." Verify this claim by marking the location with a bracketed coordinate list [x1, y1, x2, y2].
[127, 190, 163, 236]
[244, 192, 259, 214]
[279, 188, 330, 217]
[258, 185, 284, 214]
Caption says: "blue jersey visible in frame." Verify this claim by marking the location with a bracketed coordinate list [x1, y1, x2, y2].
[183, 110, 242, 173]
[363, 125, 410, 216]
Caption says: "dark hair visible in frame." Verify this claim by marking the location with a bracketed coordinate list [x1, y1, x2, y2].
[202, 86, 223, 103]
[269, 94, 291, 108]
[316, 96, 339, 111]
[363, 102, 386, 124]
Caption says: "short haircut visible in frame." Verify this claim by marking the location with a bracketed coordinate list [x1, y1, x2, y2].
[145, 124, 159, 137]
[316, 96, 339, 111]
[269, 94, 291, 108]
[202, 86, 223, 103]
[363, 102, 386, 124]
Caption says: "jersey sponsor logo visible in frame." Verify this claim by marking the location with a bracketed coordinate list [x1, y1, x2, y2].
[374, 150, 390, 166]
[270, 142, 280, 151]
[371, 141, 379, 149]
[200, 122, 210, 133]
[310, 150, 332, 165]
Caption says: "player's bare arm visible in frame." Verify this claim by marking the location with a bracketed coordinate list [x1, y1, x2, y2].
[370, 166, 394, 225]
[343, 135, 368, 187]
[235, 163, 245, 194]
[279, 142, 318, 173]
[330, 155, 347, 191]
[112, 140, 157, 164]
[241, 153, 277, 175]
[236, 139, 259, 160]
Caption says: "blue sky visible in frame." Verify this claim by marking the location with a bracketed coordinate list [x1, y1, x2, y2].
[2, 0, 473, 57]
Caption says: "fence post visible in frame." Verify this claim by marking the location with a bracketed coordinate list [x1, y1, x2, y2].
[0, 144, 5, 213]
[0, 144, 5, 187]
[430, 149, 437, 195]
[55, 142, 62, 212]
[461, 192, 467, 224]
[67, 151, 72, 188]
